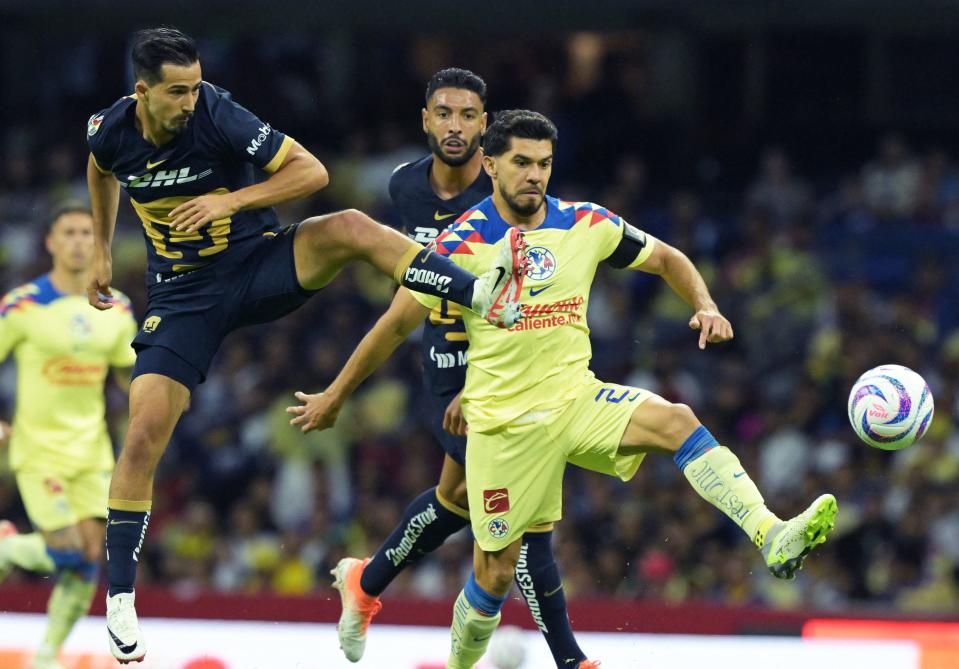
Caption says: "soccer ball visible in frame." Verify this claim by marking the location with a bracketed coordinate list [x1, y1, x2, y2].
[488, 625, 528, 669]
[848, 364, 934, 450]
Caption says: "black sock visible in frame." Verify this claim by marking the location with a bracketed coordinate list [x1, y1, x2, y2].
[400, 248, 478, 308]
[105, 509, 150, 597]
[516, 531, 587, 668]
[360, 487, 469, 597]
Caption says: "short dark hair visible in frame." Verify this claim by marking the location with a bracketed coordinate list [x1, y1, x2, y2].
[47, 201, 92, 232]
[425, 68, 487, 107]
[131, 27, 199, 85]
[482, 109, 558, 157]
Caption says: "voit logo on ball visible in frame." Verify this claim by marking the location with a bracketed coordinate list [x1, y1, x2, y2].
[488, 517, 510, 539]
[526, 247, 556, 281]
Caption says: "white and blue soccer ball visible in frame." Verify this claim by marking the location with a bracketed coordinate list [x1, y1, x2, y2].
[848, 364, 934, 450]
[488, 625, 528, 669]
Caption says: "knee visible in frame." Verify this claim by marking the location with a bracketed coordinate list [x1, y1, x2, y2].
[304, 209, 373, 251]
[661, 403, 701, 450]
[477, 555, 517, 595]
[438, 480, 469, 510]
[121, 418, 169, 470]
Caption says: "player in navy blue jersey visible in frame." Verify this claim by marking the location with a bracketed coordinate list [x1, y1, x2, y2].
[289, 69, 592, 668]
[85, 30, 528, 664]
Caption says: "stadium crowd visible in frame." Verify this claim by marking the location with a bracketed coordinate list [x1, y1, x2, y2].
[1, 34, 958, 617]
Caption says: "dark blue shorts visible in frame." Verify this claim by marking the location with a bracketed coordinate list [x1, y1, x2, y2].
[132, 224, 315, 390]
[426, 386, 468, 466]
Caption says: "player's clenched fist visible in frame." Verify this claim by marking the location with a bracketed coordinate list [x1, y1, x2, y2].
[443, 390, 468, 436]
[87, 254, 114, 310]
[688, 308, 734, 349]
[287, 390, 343, 433]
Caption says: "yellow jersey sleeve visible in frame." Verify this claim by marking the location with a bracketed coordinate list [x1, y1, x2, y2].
[0, 291, 26, 360]
[588, 208, 656, 269]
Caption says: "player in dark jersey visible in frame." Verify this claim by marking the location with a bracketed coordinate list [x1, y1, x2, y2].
[289, 69, 592, 668]
[85, 30, 528, 664]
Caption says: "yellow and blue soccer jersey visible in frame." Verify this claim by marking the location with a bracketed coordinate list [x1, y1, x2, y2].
[86, 83, 294, 274]
[0, 275, 137, 475]
[411, 195, 655, 433]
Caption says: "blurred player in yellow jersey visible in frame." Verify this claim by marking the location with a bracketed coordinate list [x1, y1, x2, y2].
[0, 204, 137, 669]
[292, 110, 838, 668]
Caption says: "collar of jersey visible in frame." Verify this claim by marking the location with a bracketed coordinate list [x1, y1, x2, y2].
[478, 194, 568, 234]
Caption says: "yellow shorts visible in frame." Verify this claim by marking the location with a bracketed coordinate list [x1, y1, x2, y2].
[466, 377, 654, 551]
[15, 469, 111, 532]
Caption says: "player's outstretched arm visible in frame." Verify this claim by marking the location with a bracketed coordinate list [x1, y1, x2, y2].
[87, 154, 120, 310]
[172, 141, 328, 233]
[287, 287, 431, 433]
[637, 237, 734, 349]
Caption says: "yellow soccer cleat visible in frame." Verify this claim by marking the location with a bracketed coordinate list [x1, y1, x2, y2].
[765, 494, 838, 580]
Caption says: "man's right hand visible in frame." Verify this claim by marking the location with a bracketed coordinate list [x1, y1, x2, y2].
[286, 391, 343, 434]
[88, 253, 114, 310]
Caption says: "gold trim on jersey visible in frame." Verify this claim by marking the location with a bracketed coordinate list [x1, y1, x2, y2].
[264, 135, 295, 174]
[429, 300, 464, 326]
[91, 154, 112, 175]
[130, 189, 233, 262]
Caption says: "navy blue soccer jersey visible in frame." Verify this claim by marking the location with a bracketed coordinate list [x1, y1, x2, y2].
[389, 156, 491, 396]
[86, 83, 294, 275]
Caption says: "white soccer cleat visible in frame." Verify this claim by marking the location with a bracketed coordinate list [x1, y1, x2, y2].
[106, 591, 147, 664]
[0, 519, 18, 584]
[472, 227, 529, 328]
[331, 557, 382, 662]
[765, 493, 838, 580]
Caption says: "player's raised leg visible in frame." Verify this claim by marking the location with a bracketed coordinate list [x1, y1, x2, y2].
[618, 396, 838, 579]
[105, 370, 191, 663]
[291, 210, 527, 327]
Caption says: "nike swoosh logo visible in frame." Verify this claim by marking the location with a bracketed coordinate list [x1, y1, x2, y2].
[109, 520, 140, 526]
[146, 159, 167, 169]
[493, 266, 506, 288]
[420, 249, 434, 263]
[434, 211, 456, 221]
[108, 628, 138, 655]
[529, 284, 554, 296]
[472, 634, 493, 642]
[733, 471, 746, 478]
[544, 585, 563, 597]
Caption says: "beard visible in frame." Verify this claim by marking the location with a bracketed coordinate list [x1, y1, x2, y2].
[500, 182, 544, 217]
[427, 131, 480, 167]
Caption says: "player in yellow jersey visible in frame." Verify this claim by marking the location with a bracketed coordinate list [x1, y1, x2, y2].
[0, 204, 137, 669]
[291, 110, 838, 668]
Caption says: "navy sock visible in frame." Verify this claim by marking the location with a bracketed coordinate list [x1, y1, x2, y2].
[400, 248, 478, 308]
[105, 509, 150, 596]
[360, 487, 469, 597]
[516, 531, 587, 668]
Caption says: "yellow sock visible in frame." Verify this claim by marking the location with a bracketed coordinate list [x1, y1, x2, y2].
[683, 445, 780, 546]
[41, 571, 96, 653]
[448, 589, 501, 669]
[1, 533, 54, 573]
